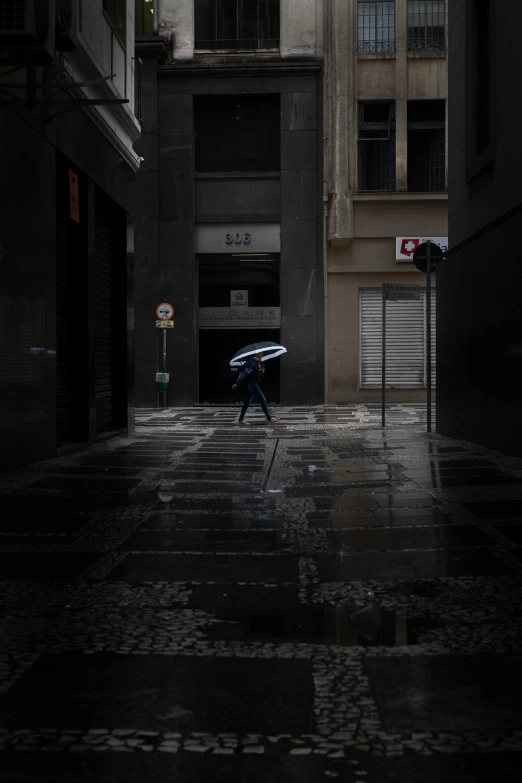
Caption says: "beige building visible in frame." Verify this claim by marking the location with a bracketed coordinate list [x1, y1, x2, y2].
[324, 0, 448, 403]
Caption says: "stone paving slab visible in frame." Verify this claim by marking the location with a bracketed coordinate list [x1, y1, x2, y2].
[1, 405, 522, 781]
[365, 653, 522, 732]
[0, 653, 315, 735]
[106, 553, 298, 584]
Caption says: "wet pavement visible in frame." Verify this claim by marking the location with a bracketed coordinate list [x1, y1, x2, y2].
[1, 404, 522, 782]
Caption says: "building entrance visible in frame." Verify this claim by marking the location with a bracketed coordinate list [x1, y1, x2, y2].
[197, 247, 281, 405]
[199, 329, 281, 404]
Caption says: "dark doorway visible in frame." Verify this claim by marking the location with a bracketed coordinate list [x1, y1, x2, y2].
[56, 154, 89, 447]
[94, 190, 128, 434]
[199, 329, 281, 404]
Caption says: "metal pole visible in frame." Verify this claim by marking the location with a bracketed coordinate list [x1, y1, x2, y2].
[426, 241, 432, 433]
[382, 284, 386, 428]
[162, 329, 167, 411]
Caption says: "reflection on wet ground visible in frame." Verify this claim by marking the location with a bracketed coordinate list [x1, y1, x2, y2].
[1, 405, 522, 782]
[207, 603, 436, 647]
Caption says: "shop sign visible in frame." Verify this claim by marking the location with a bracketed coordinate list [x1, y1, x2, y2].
[69, 169, 80, 223]
[396, 236, 448, 262]
[198, 307, 281, 328]
[195, 223, 281, 254]
[230, 290, 248, 307]
[384, 284, 421, 301]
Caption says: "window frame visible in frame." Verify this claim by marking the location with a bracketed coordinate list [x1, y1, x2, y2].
[357, 101, 397, 193]
[357, 0, 396, 55]
[194, 94, 281, 174]
[407, 0, 446, 52]
[194, 0, 280, 53]
[407, 100, 447, 193]
[103, 0, 127, 49]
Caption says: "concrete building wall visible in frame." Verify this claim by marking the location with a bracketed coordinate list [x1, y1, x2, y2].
[134, 2, 325, 408]
[70, 0, 141, 168]
[324, 0, 448, 403]
[437, 0, 522, 456]
[157, 0, 323, 61]
[0, 1, 138, 472]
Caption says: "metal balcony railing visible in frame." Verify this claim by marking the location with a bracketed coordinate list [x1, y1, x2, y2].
[407, 36, 446, 51]
[357, 40, 396, 54]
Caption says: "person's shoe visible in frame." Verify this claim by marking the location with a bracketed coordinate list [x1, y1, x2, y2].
[234, 420, 250, 426]
[267, 417, 280, 424]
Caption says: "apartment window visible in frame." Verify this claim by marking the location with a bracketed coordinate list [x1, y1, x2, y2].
[358, 102, 396, 192]
[407, 0, 445, 51]
[407, 100, 446, 192]
[357, 0, 395, 54]
[195, 95, 280, 173]
[136, 0, 154, 37]
[103, 0, 127, 46]
[195, 0, 280, 50]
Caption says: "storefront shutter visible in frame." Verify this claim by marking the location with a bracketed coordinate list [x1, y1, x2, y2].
[360, 287, 436, 389]
[95, 218, 115, 432]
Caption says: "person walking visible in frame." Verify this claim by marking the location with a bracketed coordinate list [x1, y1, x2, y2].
[232, 352, 279, 426]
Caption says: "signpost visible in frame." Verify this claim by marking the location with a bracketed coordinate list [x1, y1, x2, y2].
[381, 284, 421, 427]
[412, 241, 443, 434]
[155, 302, 175, 410]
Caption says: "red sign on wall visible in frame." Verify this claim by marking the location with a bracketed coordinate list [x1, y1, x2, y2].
[69, 169, 80, 223]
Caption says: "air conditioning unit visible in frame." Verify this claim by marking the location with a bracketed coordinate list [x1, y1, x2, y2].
[55, 0, 77, 52]
[0, 0, 56, 63]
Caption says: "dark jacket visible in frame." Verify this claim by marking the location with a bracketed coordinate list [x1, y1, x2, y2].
[236, 357, 264, 386]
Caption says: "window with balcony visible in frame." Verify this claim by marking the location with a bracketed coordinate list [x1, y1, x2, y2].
[358, 102, 396, 192]
[195, 95, 280, 173]
[407, 100, 446, 192]
[195, 0, 280, 51]
[357, 0, 395, 54]
[407, 0, 445, 51]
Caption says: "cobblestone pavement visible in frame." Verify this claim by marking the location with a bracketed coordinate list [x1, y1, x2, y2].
[1, 405, 522, 782]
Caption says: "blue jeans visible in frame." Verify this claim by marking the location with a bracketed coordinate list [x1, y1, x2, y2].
[239, 380, 271, 421]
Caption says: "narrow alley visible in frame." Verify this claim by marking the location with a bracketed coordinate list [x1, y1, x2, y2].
[1, 407, 521, 781]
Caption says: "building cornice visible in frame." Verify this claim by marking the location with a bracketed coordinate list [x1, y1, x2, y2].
[135, 36, 168, 59]
[158, 61, 322, 78]
[353, 193, 448, 203]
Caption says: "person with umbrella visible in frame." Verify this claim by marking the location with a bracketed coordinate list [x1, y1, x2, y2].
[231, 341, 286, 426]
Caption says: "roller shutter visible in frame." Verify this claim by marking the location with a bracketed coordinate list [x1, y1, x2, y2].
[56, 218, 71, 445]
[95, 216, 115, 432]
[360, 288, 436, 389]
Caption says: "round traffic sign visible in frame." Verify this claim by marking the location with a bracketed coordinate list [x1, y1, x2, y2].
[412, 242, 444, 273]
[156, 302, 174, 320]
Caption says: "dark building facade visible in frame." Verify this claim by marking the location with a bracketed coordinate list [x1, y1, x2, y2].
[437, 0, 522, 456]
[0, 2, 140, 471]
[134, 6, 324, 408]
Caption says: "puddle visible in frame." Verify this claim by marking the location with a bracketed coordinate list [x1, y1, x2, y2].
[206, 604, 438, 647]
